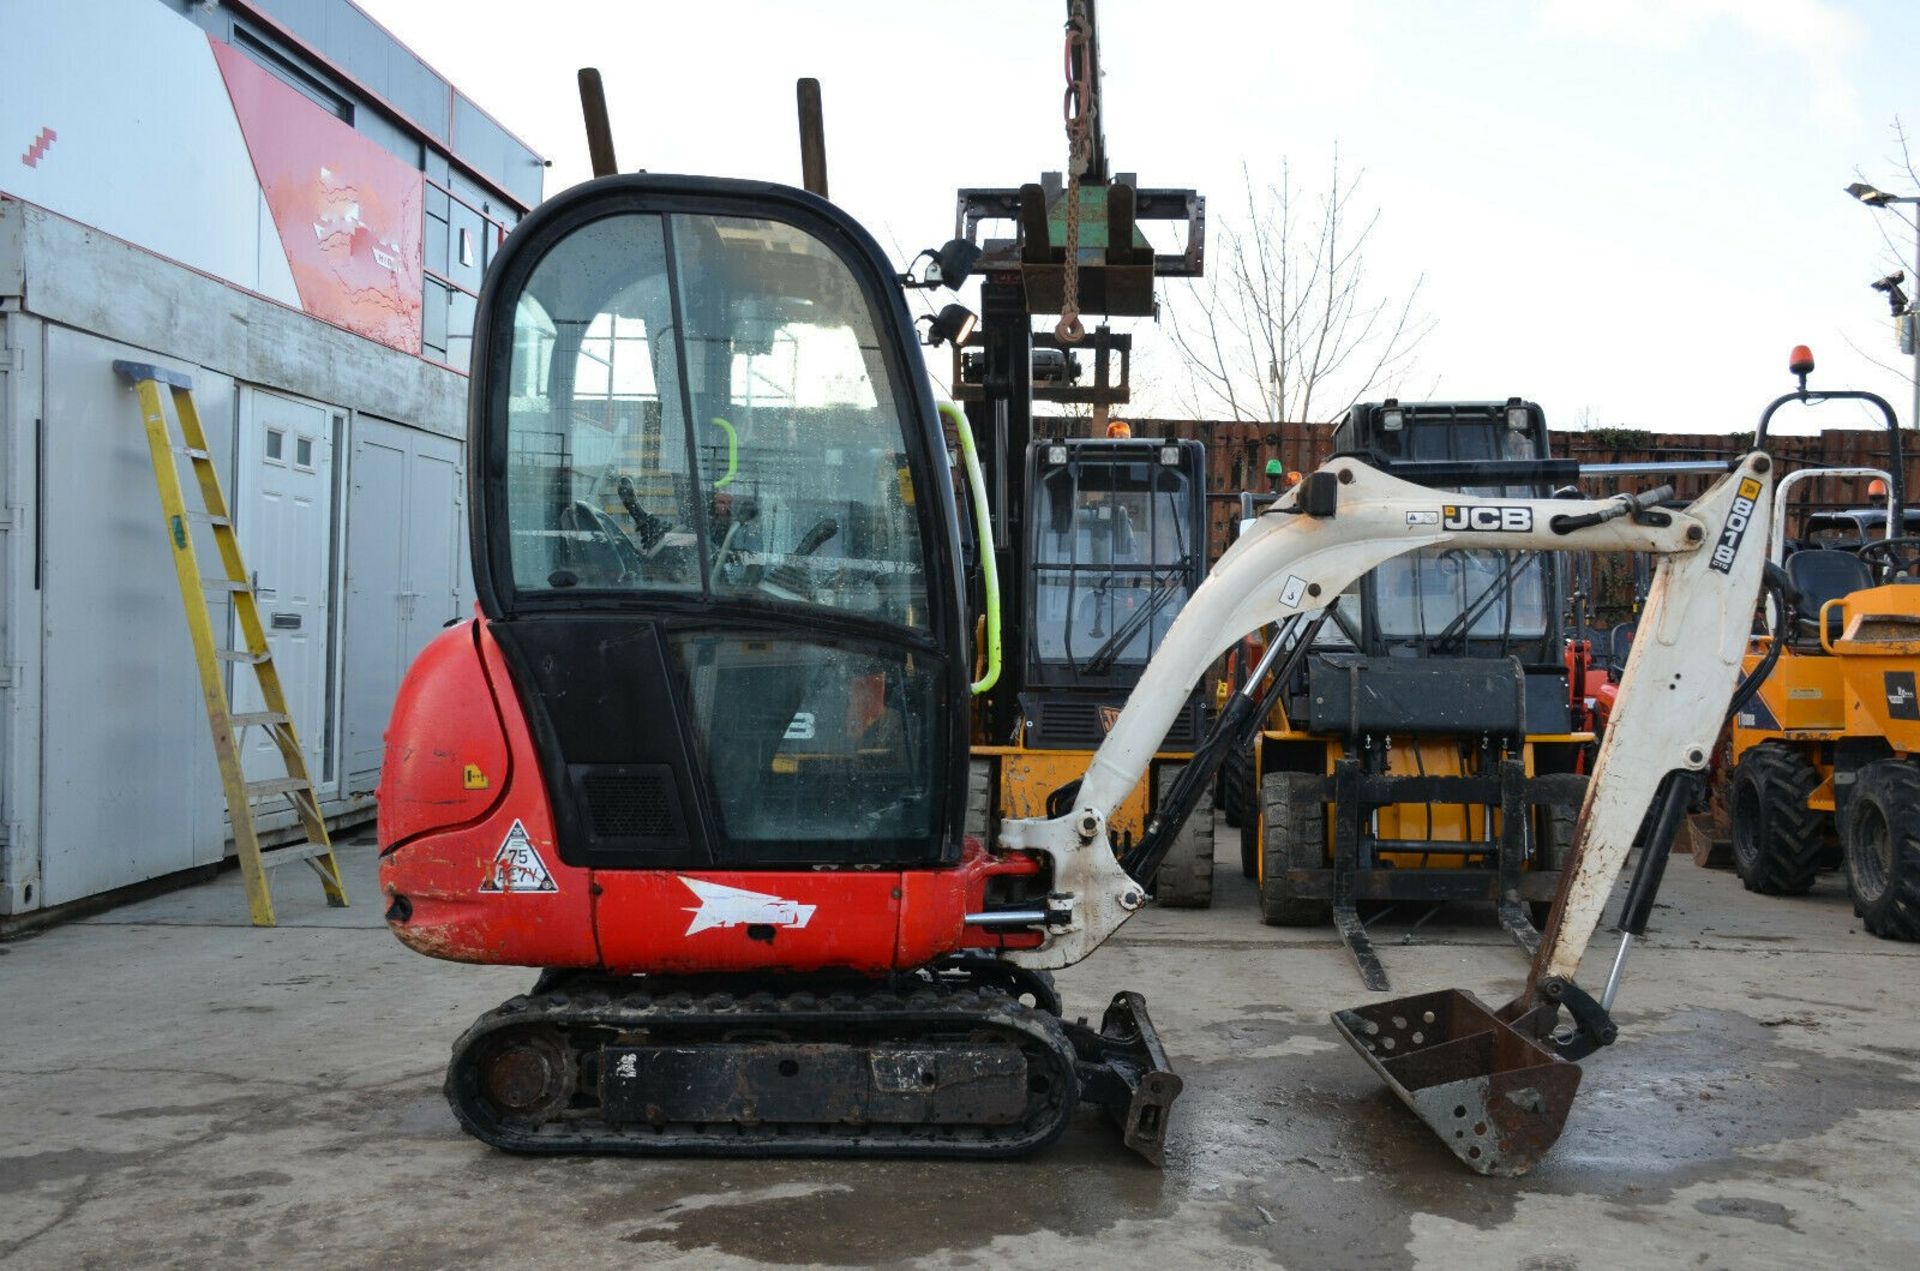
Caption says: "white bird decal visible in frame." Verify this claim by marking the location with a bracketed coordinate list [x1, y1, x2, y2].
[678, 877, 818, 936]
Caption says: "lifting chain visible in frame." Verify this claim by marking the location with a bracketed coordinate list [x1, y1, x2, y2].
[1057, 0, 1093, 343]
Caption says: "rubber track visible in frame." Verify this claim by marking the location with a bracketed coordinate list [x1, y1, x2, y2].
[1731, 742, 1829, 896]
[444, 981, 1080, 1158]
[1845, 760, 1920, 941]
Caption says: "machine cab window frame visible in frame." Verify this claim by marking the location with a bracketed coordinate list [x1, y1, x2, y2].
[464, 175, 972, 870]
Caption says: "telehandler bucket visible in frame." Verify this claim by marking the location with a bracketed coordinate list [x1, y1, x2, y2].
[1333, 988, 1581, 1177]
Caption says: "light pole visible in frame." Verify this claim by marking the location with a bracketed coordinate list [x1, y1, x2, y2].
[1846, 181, 1920, 434]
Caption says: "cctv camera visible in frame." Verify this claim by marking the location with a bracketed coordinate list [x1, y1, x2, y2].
[1871, 272, 1910, 316]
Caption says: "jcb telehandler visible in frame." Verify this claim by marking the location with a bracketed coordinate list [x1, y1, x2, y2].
[1728, 348, 1919, 940]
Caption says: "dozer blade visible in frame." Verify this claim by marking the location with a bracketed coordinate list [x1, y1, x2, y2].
[1068, 991, 1185, 1167]
[1332, 988, 1580, 1177]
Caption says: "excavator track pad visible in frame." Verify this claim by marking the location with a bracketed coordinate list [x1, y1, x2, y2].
[445, 976, 1180, 1164]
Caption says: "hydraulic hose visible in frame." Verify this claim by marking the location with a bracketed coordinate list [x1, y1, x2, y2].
[940, 402, 1001, 694]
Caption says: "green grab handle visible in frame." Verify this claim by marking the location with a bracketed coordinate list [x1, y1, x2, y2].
[710, 417, 738, 489]
[939, 401, 1001, 695]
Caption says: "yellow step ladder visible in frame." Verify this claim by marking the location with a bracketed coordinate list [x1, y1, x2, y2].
[115, 361, 348, 926]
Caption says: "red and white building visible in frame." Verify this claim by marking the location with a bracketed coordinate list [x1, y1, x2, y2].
[0, 0, 544, 920]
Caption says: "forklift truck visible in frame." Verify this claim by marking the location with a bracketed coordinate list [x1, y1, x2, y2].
[943, 19, 1218, 905]
[1226, 399, 1592, 988]
[958, 431, 1215, 903]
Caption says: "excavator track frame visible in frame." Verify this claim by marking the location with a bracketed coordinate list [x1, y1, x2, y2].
[444, 978, 1178, 1163]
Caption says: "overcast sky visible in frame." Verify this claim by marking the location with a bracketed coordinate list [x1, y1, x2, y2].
[362, 0, 1920, 437]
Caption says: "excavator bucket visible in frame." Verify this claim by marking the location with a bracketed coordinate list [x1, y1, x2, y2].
[1332, 989, 1581, 1177]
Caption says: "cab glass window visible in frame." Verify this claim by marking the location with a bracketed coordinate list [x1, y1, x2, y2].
[1031, 460, 1196, 670]
[503, 212, 929, 630]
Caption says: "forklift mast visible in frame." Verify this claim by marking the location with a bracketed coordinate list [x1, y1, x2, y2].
[945, 0, 1206, 745]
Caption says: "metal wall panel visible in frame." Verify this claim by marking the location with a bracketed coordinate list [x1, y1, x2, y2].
[38, 328, 229, 906]
[1, 0, 302, 307]
[453, 93, 544, 210]
[246, 0, 451, 139]
[0, 309, 45, 915]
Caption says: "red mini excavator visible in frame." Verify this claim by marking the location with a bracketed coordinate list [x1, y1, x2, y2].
[377, 84, 1783, 1176]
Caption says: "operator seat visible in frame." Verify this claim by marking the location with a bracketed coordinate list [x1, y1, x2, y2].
[1785, 549, 1874, 643]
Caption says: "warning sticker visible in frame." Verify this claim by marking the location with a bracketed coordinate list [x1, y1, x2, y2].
[1280, 575, 1308, 607]
[1406, 510, 1440, 526]
[1888, 671, 1920, 722]
[480, 820, 558, 893]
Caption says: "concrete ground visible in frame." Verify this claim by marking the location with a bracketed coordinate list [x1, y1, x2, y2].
[3, 829, 1918, 1270]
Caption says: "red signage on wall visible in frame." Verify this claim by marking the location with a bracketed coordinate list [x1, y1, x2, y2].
[210, 38, 424, 355]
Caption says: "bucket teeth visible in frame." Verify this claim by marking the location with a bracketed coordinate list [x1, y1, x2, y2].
[1332, 988, 1582, 1176]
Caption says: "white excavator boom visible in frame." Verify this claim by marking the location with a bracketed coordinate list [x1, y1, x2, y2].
[998, 452, 1773, 980]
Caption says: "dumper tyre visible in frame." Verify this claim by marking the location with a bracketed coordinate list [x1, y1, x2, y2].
[1151, 765, 1214, 908]
[1259, 771, 1332, 926]
[1729, 742, 1828, 896]
[1840, 759, 1920, 941]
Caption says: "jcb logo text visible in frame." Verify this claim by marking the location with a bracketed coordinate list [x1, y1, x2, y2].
[1443, 505, 1533, 533]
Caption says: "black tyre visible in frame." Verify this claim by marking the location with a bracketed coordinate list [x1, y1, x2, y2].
[1151, 764, 1215, 908]
[1530, 777, 1588, 929]
[1840, 759, 1920, 941]
[1259, 771, 1332, 926]
[1225, 743, 1259, 876]
[1729, 742, 1829, 895]
[1220, 741, 1253, 830]
[1240, 803, 1260, 879]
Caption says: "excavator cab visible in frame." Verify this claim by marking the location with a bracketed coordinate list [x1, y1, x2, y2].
[379, 173, 1184, 1162]
[466, 177, 969, 878]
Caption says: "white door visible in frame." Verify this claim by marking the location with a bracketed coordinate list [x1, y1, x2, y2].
[235, 387, 335, 791]
[405, 431, 466, 640]
[342, 419, 467, 792]
[343, 423, 408, 786]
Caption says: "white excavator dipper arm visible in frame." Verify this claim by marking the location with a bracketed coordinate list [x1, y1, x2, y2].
[998, 453, 1774, 971]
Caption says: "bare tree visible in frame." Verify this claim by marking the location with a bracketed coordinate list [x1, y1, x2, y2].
[1168, 150, 1432, 424]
